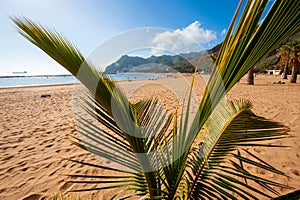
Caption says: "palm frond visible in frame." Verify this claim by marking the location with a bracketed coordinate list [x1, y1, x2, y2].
[12, 17, 168, 198]
[189, 0, 300, 140]
[72, 89, 174, 197]
[11, 17, 116, 115]
[186, 99, 289, 199]
[272, 190, 300, 200]
[153, 73, 199, 198]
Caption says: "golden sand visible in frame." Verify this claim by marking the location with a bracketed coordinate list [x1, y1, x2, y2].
[0, 75, 299, 199]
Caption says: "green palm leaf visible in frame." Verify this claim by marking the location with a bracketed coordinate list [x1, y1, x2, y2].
[72, 90, 173, 197]
[190, 0, 300, 143]
[12, 17, 166, 198]
[161, 0, 300, 198]
[186, 99, 289, 199]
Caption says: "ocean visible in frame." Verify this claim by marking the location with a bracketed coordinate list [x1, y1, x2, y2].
[0, 73, 165, 88]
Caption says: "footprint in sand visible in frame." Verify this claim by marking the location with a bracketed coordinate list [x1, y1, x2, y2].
[1, 155, 14, 161]
[6, 166, 15, 173]
[48, 168, 60, 176]
[59, 182, 73, 190]
[1, 146, 10, 151]
[291, 169, 300, 176]
[45, 144, 53, 148]
[22, 194, 42, 200]
[17, 160, 27, 167]
[65, 148, 71, 153]
[26, 147, 35, 151]
[43, 162, 53, 169]
[21, 167, 29, 172]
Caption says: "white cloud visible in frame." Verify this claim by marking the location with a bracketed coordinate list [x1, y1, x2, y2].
[152, 21, 217, 53]
[220, 28, 227, 37]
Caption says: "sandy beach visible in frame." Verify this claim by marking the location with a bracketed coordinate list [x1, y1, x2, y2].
[0, 75, 299, 199]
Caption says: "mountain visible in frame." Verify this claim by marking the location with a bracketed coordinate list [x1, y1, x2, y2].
[209, 31, 300, 68]
[105, 55, 148, 73]
[104, 31, 300, 74]
[104, 51, 214, 73]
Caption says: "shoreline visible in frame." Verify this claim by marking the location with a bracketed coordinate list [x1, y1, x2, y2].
[0, 82, 78, 90]
[0, 72, 170, 89]
[0, 74, 73, 79]
[0, 73, 297, 89]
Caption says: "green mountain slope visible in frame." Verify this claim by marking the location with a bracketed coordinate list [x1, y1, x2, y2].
[104, 51, 214, 73]
[104, 32, 299, 74]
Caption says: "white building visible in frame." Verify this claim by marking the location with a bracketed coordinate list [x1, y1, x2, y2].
[267, 70, 281, 75]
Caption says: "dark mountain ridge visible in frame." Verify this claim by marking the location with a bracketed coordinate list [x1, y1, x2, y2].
[104, 32, 300, 74]
[104, 51, 213, 73]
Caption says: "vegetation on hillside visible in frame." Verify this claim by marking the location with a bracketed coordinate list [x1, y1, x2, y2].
[104, 52, 213, 73]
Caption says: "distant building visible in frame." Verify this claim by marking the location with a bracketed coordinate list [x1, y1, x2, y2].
[267, 70, 281, 75]
[12, 71, 27, 74]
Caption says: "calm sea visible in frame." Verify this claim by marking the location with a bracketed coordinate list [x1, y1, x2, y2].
[0, 73, 164, 88]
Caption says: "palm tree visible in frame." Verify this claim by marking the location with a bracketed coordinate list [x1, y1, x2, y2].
[247, 68, 254, 85]
[13, 0, 300, 199]
[277, 46, 291, 79]
[277, 39, 300, 82]
[288, 39, 300, 83]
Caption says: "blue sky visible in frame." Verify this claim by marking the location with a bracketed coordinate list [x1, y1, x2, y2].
[0, 0, 241, 75]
